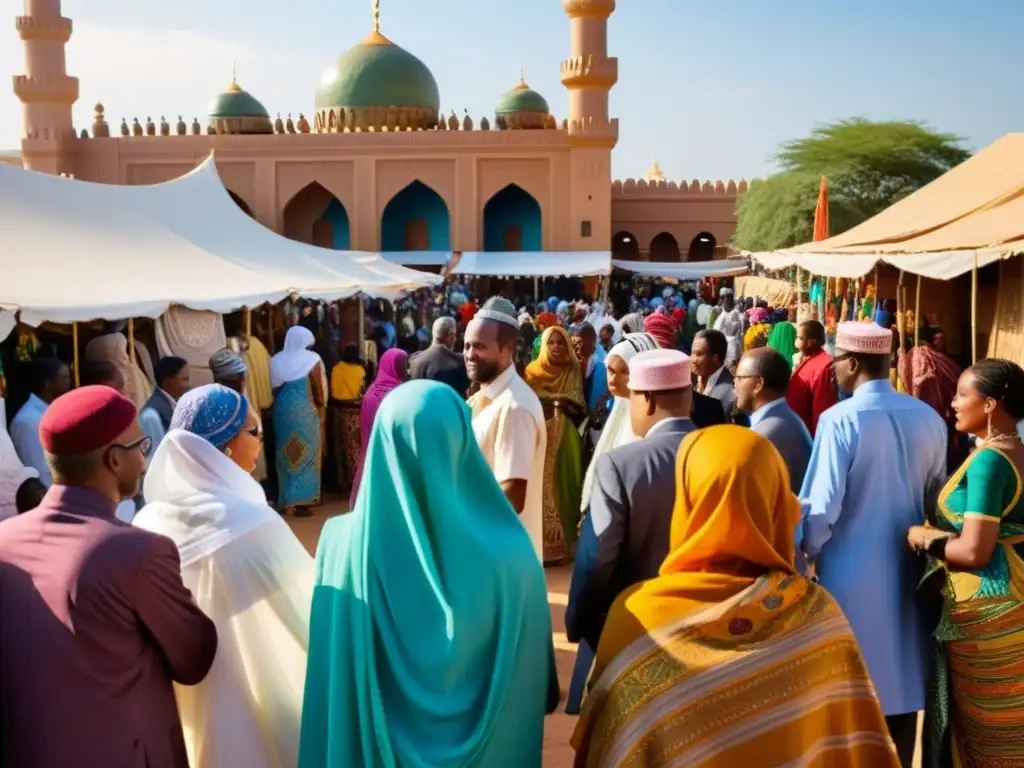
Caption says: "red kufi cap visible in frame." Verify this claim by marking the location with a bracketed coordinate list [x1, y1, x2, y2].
[39, 386, 138, 455]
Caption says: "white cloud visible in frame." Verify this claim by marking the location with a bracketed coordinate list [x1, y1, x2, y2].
[0, 21, 323, 148]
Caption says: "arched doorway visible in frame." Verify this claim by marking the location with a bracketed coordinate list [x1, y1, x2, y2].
[649, 232, 680, 262]
[688, 232, 716, 261]
[483, 184, 542, 251]
[612, 231, 639, 260]
[282, 182, 351, 249]
[227, 190, 253, 217]
[381, 180, 450, 251]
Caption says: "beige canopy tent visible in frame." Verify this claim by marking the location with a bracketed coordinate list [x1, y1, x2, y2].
[747, 133, 1024, 280]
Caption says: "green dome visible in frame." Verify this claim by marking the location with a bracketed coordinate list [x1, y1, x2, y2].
[315, 32, 440, 111]
[207, 82, 270, 118]
[496, 81, 549, 115]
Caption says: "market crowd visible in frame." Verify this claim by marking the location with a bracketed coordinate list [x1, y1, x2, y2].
[1, 281, 1023, 768]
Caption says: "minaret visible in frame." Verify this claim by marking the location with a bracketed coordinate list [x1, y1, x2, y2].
[560, 0, 618, 147]
[13, 0, 79, 174]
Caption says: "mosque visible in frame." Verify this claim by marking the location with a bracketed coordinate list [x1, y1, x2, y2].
[13, 0, 744, 263]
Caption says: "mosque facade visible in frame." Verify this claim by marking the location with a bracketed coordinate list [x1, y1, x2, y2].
[13, 0, 744, 262]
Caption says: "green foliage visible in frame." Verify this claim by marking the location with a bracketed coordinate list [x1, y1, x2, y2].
[733, 118, 971, 252]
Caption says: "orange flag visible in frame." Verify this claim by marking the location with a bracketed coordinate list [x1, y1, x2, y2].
[813, 175, 829, 242]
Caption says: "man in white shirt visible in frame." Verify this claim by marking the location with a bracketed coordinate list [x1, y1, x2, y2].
[10, 357, 72, 486]
[465, 297, 546, 563]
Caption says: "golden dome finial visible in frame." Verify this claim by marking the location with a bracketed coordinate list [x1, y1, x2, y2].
[226, 60, 241, 92]
[363, 0, 394, 45]
[515, 61, 529, 91]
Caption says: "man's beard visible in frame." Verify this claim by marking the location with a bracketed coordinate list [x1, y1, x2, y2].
[469, 360, 500, 384]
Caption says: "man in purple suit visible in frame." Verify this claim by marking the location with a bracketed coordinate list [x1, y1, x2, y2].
[0, 385, 218, 768]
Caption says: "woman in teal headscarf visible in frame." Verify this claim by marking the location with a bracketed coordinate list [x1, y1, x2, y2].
[299, 380, 557, 768]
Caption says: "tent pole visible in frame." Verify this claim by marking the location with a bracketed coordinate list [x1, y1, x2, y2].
[971, 253, 979, 364]
[896, 271, 905, 358]
[72, 322, 80, 387]
[128, 318, 136, 366]
[533, 277, 539, 306]
[914, 276, 921, 347]
[266, 306, 275, 354]
[358, 296, 366, 361]
[245, 307, 252, 341]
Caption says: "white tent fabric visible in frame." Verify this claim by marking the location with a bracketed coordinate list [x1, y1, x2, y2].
[0, 156, 439, 327]
[380, 251, 450, 267]
[612, 259, 749, 280]
[750, 248, 1003, 280]
[451, 251, 611, 277]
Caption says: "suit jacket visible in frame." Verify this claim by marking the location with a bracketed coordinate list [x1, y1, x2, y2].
[0, 485, 218, 768]
[706, 367, 738, 420]
[141, 389, 174, 433]
[408, 343, 470, 397]
[566, 417, 696, 650]
[751, 399, 813, 494]
[692, 391, 726, 428]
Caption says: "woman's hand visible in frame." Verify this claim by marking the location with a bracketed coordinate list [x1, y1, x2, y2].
[907, 525, 948, 553]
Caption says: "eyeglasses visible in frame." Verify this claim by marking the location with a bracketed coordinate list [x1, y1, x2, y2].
[111, 435, 153, 458]
[246, 426, 263, 439]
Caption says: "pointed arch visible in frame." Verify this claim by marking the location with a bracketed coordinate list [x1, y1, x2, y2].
[612, 231, 639, 260]
[483, 184, 542, 252]
[226, 189, 253, 217]
[649, 232, 680, 262]
[688, 232, 716, 261]
[282, 182, 350, 249]
[381, 180, 450, 252]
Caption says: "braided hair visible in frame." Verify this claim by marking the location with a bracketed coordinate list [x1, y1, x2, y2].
[970, 358, 1024, 421]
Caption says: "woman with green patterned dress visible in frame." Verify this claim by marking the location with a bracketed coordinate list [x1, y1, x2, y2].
[907, 358, 1024, 768]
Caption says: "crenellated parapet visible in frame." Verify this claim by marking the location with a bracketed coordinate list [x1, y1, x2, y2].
[13, 73, 78, 105]
[560, 55, 618, 89]
[562, 0, 615, 19]
[15, 15, 72, 43]
[613, 177, 749, 196]
[566, 116, 618, 148]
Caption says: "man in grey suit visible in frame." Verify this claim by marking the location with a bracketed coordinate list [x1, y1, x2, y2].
[735, 347, 813, 493]
[692, 328, 748, 426]
[566, 348, 696, 653]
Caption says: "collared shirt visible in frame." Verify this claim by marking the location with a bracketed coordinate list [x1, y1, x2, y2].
[749, 397, 788, 430]
[700, 365, 725, 395]
[797, 377, 946, 715]
[139, 389, 176, 464]
[468, 364, 546, 563]
[646, 415, 694, 439]
[10, 394, 51, 487]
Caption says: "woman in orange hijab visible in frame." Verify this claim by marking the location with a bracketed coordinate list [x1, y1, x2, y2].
[572, 426, 897, 768]
[525, 326, 586, 564]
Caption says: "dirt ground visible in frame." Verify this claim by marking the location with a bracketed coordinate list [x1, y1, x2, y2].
[288, 501, 919, 768]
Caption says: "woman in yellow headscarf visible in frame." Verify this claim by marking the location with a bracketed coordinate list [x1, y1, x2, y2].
[572, 426, 897, 768]
[525, 326, 586, 565]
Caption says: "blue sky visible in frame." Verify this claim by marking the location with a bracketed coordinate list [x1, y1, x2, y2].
[1, 0, 1020, 181]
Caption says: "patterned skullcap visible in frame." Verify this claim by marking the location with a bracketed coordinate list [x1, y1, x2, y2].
[836, 321, 892, 355]
[628, 349, 692, 392]
[39, 386, 137, 455]
[475, 296, 519, 328]
[170, 383, 249, 450]
[208, 347, 248, 381]
[608, 332, 659, 366]
[643, 310, 679, 349]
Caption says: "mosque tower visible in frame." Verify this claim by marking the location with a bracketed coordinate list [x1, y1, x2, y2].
[560, 0, 617, 249]
[13, 0, 79, 174]
[560, 0, 618, 147]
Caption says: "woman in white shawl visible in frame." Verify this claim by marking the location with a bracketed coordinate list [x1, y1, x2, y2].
[134, 384, 314, 768]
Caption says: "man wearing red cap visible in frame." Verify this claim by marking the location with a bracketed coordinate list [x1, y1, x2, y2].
[0, 386, 218, 768]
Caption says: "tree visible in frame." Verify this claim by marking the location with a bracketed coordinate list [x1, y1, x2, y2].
[732, 118, 971, 251]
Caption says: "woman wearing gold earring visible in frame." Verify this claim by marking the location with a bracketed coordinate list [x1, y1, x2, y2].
[907, 358, 1024, 767]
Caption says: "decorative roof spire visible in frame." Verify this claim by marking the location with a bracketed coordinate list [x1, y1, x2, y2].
[515, 61, 529, 91]
[643, 159, 665, 182]
[226, 61, 241, 92]
[373, 0, 380, 33]
[364, 0, 393, 45]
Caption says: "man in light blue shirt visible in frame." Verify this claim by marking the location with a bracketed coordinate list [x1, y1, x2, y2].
[735, 347, 812, 493]
[10, 357, 72, 487]
[796, 321, 946, 767]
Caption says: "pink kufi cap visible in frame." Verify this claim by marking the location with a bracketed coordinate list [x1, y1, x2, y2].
[628, 349, 692, 392]
[836, 321, 893, 355]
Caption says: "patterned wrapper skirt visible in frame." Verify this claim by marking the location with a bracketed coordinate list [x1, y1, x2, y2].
[330, 400, 362, 497]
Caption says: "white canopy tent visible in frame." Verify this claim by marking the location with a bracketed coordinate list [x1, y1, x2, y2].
[0, 155, 439, 329]
[450, 251, 611, 277]
[611, 258, 749, 280]
[379, 251, 450, 267]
